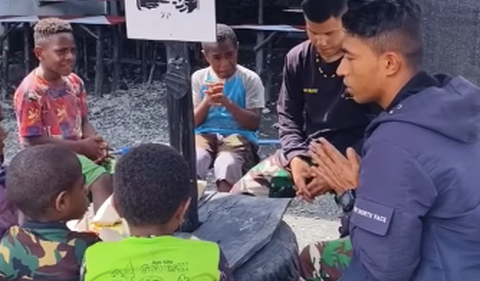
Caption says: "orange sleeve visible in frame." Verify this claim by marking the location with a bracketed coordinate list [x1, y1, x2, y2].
[14, 89, 44, 138]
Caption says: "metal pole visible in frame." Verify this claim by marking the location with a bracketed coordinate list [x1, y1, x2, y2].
[255, 0, 265, 99]
[2, 23, 10, 100]
[165, 41, 199, 232]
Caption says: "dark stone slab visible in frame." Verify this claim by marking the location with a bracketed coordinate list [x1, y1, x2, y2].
[234, 221, 300, 281]
[186, 192, 292, 272]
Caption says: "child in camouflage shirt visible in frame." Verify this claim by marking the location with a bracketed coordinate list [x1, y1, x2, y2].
[0, 145, 99, 281]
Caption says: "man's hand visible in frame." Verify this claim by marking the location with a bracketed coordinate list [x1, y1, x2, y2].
[305, 173, 331, 199]
[290, 157, 313, 200]
[80, 135, 108, 163]
[309, 138, 360, 195]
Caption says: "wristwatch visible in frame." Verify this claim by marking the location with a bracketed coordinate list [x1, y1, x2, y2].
[334, 190, 356, 213]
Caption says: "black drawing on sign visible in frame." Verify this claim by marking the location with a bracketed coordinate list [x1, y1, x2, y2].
[160, 11, 172, 19]
[137, 0, 199, 14]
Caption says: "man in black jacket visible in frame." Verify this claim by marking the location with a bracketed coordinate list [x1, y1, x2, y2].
[231, 0, 378, 200]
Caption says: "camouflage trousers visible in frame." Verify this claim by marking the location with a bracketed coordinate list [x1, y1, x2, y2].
[231, 149, 297, 197]
[299, 237, 352, 281]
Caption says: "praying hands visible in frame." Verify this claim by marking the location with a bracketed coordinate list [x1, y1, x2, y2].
[308, 138, 360, 196]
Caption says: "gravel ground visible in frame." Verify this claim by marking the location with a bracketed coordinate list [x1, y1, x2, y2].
[1, 81, 340, 249]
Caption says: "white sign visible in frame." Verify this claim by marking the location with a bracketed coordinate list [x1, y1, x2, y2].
[125, 0, 216, 42]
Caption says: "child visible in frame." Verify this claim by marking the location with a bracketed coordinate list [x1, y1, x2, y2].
[13, 17, 112, 211]
[0, 145, 99, 280]
[82, 144, 233, 280]
[193, 24, 265, 192]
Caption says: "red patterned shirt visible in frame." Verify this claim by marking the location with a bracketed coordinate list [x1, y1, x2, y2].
[14, 69, 88, 144]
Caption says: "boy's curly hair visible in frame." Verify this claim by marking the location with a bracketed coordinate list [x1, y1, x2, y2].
[113, 143, 191, 226]
[201, 24, 238, 51]
[6, 145, 82, 219]
[33, 17, 73, 45]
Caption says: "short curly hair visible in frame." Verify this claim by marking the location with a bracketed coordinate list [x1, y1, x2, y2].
[202, 24, 238, 51]
[34, 17, 73, 45]
[6, 145, 81, 220]
[113, 143, 191, 226]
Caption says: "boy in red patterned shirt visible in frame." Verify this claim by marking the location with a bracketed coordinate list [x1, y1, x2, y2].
[13, 18, 112, 211]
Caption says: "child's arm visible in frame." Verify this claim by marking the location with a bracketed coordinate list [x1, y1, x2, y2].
[76, 77, 97, 139]
[192, 70, 211, 128]
[82, 120, 97, 139]
[222, 71, 265, 131]
[218, 249, 234, 281]
[0, 244, 17, 280]
[0, 230, 40, 280]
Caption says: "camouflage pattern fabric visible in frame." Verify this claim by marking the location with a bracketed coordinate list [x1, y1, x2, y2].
[0, 221, 100, 281]
[299, 238, 352, 281]
[231, 150, 296, 197]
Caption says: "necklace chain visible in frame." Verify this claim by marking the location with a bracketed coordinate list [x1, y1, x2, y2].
[316, 54, 336, 79]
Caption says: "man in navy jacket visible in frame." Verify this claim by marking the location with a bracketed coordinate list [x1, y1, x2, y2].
[300, 0, 480, 280]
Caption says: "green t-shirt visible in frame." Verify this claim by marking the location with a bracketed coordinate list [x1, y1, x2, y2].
[83, 236, 223, 281]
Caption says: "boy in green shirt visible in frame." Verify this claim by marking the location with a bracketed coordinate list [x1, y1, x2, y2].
[82, 144, 233, 281]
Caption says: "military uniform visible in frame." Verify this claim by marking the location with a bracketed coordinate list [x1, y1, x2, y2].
[0, 221, 99, 281]
[299, 238, 352, 281]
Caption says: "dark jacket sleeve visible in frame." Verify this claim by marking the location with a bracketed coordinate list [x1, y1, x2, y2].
[342, 140, 436, 281]
[277, 54, 307, 162]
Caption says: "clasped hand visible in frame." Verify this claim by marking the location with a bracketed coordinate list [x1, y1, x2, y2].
[81, 135, 109, 163]
[308, 138, 360, 196]
[292, 138, 361, 202]
[204, 82, 228, 106]
[290, 157, 330, 203]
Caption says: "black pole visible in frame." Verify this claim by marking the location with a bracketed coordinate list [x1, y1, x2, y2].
[2, 23, 10, 100]
[164, 42, 199, 232]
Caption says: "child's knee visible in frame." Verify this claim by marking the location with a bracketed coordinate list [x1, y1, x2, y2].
[213, 151, 244, 183]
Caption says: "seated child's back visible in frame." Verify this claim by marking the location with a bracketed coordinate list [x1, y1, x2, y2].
[0, 145, 98, 281]
[82, 144, 233, 281]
